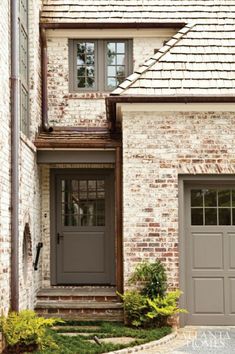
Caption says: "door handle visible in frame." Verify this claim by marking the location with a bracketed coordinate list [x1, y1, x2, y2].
[57, 233, 64, 244]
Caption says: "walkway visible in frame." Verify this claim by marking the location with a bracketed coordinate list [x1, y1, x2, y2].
[143, 327, 235, 354]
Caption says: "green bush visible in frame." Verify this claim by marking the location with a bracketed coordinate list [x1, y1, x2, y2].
[146, 290, 188, 326]
[117, 290, 148, 327]
[119, 260, 187, 328]
[0, 310, 62, 353]
[128, 260, 167, 299]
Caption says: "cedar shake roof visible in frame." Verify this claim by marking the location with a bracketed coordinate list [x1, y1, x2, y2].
[112, 23, 235, 95]
[41, 1, 235, 95]
[41, 1, 235, 24]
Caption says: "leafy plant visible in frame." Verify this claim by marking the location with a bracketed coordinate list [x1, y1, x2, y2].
[146, 290, 187, 326]
[128, 260, 167, 299]
[0, 310, 62, 353]
[117, 290, 148, 327]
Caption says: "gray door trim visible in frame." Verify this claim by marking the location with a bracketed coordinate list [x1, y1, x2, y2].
[178, 174, 235, 327]
[50, 168, 115, 285]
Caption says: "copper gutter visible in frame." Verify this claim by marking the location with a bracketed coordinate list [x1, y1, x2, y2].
[40, 22, 185, 30]
[106, 95, 235, 131]
[10, 0, 19, 311]
[40, 28, 53, 132]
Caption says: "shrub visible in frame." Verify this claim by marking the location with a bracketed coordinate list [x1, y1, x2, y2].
[128, 260, 167, 299]
[146, 290, 188, 326]
[0, 310, 62, 353]
[117, 290, 148, 327]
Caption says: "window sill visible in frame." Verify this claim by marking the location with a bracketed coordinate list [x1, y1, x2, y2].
[65, 91, 111, 99]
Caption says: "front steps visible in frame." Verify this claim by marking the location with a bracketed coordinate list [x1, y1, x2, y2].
[35, 287, 123, 321]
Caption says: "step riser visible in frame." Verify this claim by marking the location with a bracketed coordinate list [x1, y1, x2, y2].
[36, 309, 123, 321]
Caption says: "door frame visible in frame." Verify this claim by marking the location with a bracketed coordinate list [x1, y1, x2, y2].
[178, 174, 235, 327]
[50, 167, 120, 287]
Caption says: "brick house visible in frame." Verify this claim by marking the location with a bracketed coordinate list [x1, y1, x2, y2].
[1, 0, 235, 326]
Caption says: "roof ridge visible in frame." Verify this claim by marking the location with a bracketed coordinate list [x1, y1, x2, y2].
[111, 21, 196, 96]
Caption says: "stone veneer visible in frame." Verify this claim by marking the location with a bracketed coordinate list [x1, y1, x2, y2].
[122, 110, 235, 289]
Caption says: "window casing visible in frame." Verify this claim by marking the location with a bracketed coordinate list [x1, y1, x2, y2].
[19, 0, 29, 136]
[69, 39, 133, 92]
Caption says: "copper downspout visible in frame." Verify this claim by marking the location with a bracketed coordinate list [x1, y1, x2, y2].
[10, 0, 19, 311]
[40, 28, 53, 132]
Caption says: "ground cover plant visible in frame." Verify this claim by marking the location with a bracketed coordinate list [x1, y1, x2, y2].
[35, 321, 171, 354]
[0, 310, 61, 353]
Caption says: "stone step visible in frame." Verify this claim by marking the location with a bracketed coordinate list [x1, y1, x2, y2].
[35, 301, 123, 310]
[35, 287, 123, 321]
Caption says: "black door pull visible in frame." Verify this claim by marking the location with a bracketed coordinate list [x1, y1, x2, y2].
[57, 233, 63, 244]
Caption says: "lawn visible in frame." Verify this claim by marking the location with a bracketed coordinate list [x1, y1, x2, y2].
[36, 321, 172, 354]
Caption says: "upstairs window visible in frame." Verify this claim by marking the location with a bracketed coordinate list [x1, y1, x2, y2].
[69, 39, 132, 92]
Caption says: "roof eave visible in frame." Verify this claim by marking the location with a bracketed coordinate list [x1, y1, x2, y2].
[106, 94, 235, 131]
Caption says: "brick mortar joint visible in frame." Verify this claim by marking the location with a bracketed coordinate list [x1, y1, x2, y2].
[106, 330, 177, 354]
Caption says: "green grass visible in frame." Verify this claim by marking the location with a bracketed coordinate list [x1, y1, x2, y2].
[36, 321, 172, 354]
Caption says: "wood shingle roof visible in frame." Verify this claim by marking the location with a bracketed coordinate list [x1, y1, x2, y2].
[41, 1, 235, 95]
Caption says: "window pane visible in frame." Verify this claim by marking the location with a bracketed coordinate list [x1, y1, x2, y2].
[107, 42, 116, 53]
[77, 66, 85, 76]
[218, 190, 231, 207]
[205, 208, 217, 225]
[87, 77, 95, 88]
[77, 77, 85, 87]
[87, 55, 95, 65]
[191, 208, 203, 225]
[107, 77, 116, 89]
[77, 54, 85, 65]
[191, 190, 203, 207]
[117, 54, 125, 65]
[219, 208, 231, 225]
[204, 190, 217, 207]
[108, 66, 116, 76]
[117, 42, 125, 53]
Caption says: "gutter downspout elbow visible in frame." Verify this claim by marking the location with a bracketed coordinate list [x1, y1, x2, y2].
[40, 28, 53, 133]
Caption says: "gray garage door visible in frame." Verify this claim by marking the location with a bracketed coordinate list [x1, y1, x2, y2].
[185, 185, 235, 325]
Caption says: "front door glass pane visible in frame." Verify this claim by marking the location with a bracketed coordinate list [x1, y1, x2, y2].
[61, 178, 105, 227]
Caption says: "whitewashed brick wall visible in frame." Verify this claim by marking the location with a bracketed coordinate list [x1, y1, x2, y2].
[122, 110, 235, 289]
[0, 0, 43, 313]
[18, 0, 43, 309]
[47, 36, 166, 127]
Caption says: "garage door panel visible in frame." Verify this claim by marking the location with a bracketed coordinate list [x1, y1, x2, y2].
[193, 278, 224, 314]
[228, 234, 235, 269]
[185, 185, 235, 325]
[229, 278, 235, 313]
[192, 233, 223, 269]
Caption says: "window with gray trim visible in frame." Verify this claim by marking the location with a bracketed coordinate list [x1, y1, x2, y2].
[19, 0, 29, 136]
[69, 39, 132, 92]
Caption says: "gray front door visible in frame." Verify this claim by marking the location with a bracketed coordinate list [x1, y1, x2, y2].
[185, 185, 235, 325]
[55, 170, 115, 285]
